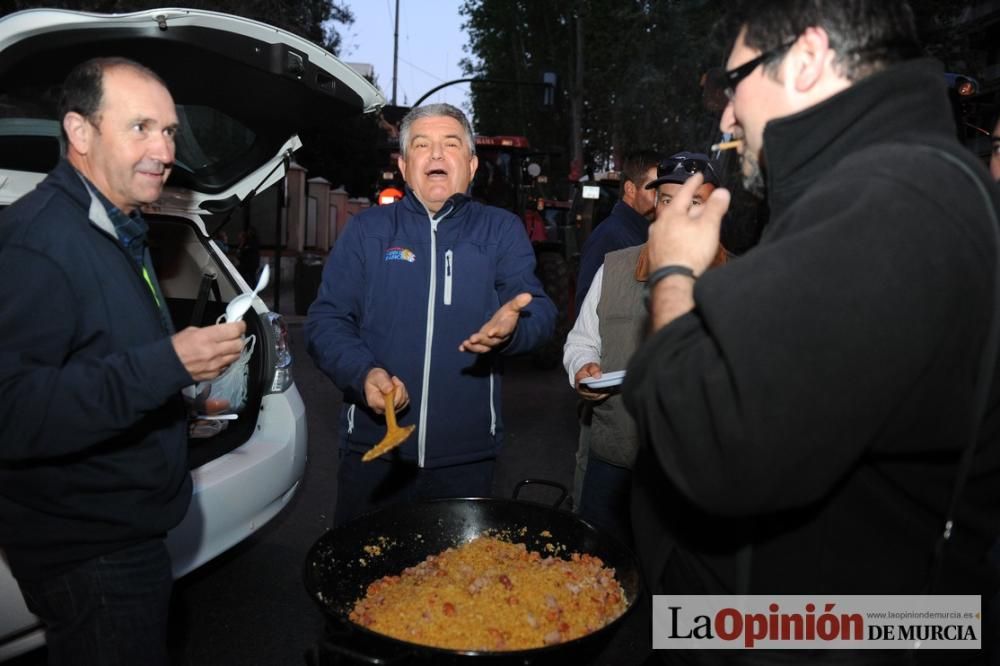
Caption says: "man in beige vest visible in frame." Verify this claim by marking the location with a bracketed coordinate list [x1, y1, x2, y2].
[563, 152, 723, 546]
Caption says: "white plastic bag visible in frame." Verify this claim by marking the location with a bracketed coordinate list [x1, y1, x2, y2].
[182, 334, 256, 414]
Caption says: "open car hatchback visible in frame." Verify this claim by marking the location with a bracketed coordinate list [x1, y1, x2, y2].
[0, 7, 384, 661]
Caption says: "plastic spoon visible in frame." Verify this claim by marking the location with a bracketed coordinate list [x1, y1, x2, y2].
[223, 263, 270, 323]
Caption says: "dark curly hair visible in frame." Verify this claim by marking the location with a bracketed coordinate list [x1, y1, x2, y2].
[725, 0, 921, 82]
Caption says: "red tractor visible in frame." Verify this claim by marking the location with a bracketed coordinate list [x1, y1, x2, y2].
[471, 135, 585, 369]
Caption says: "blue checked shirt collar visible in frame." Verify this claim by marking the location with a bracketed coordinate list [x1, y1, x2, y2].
[95, 189, 149, 267]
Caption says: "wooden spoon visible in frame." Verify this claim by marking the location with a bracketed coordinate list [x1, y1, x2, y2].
[361, 390, 415, 462]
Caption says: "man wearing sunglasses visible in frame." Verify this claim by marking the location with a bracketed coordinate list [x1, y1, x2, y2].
[624, 1, 1000, 662]
[645, 152, 720, 210]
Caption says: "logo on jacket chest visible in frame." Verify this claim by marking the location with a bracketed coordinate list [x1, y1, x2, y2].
[384, 247, 416, 263]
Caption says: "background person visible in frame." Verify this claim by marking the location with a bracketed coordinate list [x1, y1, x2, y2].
[570, 149, 660, 509]
[625, 1, 1000, 662]
[305, 103, 556, 526]
[211, 229, 229, 254]
[647, 153, 720, 210]
[564, 153, 723, 547]
[574, 149, 661, 315]
[0, 57, 245, 666]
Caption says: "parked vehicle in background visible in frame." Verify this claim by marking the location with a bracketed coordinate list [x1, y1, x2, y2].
[0, 7, 383, 661]
[472, 135, 629, 369]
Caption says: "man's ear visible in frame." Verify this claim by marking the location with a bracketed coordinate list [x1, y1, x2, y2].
[63, 112, 91, 156]
[791, 26, 833, 93]
[468, 153, 479, 182]
[622, 179, 637, 202]
[397, 153, 407, 182]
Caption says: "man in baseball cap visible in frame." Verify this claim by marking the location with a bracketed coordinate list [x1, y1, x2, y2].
[645, 151, 720, 210]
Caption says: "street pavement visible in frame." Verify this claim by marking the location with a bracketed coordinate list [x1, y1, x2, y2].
[9, 283, 655, 664]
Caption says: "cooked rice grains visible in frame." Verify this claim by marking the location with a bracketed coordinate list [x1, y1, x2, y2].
[349, 536, 627, 651]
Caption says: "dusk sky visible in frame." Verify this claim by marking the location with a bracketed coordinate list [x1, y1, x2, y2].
[340, 0, 472, 115]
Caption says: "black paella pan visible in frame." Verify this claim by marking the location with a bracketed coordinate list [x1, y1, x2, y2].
[303, 481, 643, 665]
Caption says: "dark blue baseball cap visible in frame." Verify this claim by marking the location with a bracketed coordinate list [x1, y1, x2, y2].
[645, 151, 720, 188]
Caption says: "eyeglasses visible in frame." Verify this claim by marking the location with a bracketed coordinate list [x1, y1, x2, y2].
[658, 157, 717, 182]
[722, 39, 797, 99]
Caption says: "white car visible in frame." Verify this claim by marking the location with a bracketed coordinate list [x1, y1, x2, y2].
[0, 7, 383, 661]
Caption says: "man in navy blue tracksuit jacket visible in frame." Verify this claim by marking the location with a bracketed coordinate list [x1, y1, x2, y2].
[305, 103, 556, 525]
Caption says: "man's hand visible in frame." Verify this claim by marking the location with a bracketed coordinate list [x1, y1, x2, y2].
[646, 174, 731, 330]
[459, 292, 533, 353]
[172, 322, 247, 382]
[202, 397, 231, 414]
[647, 172, 731, 274]
[574, 362, 607, 401]
[364, 368, 408, 415]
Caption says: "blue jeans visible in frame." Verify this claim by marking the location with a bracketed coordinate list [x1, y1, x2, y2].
[17, 540, 173, 666]
[572, 419, 591, 512]
[334, 450, 495, 526]
[578, 456, 634, 549]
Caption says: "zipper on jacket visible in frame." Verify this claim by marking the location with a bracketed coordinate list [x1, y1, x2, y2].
[489, 372, 496, 436]
[418, 215, 441, 467]
[444, 249, 453, 306]
[347, 404, 356, 434]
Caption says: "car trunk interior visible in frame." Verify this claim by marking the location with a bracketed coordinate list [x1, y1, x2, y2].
[0, 17, 368, 196]
[148, 215, 266, 469]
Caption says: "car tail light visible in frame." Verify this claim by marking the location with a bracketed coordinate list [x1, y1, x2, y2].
[265, 312, 294, 394]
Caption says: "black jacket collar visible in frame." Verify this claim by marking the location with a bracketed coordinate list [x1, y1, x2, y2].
[762, 58, 954, 217]
[49, 158, 91, 208]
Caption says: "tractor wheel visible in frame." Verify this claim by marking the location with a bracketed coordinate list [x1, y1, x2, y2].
[532, 250, 572, 370]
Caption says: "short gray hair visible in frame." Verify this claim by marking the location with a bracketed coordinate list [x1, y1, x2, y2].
[398, 103, 476, 158]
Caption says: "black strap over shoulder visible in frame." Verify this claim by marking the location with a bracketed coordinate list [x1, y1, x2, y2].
[908, 144, 1000, 591]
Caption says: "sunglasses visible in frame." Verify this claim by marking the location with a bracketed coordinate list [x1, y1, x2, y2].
[724, 39, 797, 99]
[702, 38, 797, 110]
[658, 157, 717, 182]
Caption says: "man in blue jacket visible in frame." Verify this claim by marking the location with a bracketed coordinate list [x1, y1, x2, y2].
[0, 58, 245, 666]
[574, 149, 661, 316]
[306, 103, 556, 525]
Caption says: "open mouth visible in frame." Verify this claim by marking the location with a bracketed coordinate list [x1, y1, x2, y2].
[425, 168, 448, 178]
[136, 161, 167, 178]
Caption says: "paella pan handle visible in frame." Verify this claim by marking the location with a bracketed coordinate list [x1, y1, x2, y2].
[304, 637, 408, 666]
[512, 478, 569, 509]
